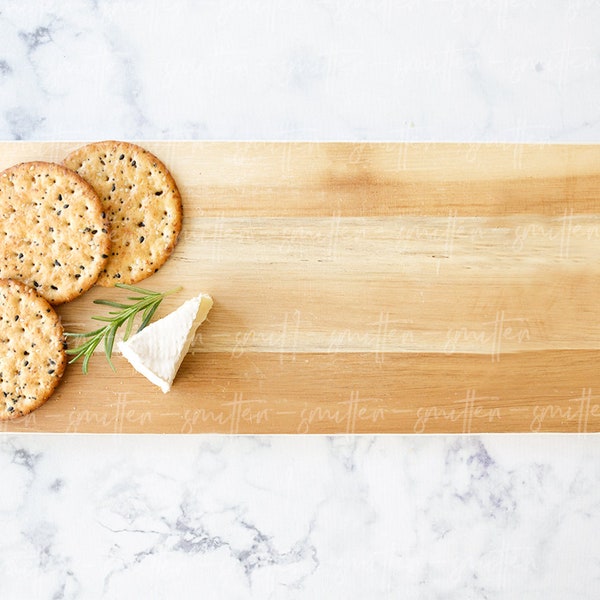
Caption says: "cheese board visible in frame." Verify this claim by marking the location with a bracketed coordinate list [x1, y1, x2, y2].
[1, 141, 599, 433]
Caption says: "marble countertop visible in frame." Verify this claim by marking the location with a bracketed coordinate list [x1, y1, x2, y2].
[1, 1, 599, 598]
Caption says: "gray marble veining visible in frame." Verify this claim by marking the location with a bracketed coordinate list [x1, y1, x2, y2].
[1, 435, 599, 598]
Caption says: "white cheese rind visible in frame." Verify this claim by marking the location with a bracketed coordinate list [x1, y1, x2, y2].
[117, 294, 213, 393]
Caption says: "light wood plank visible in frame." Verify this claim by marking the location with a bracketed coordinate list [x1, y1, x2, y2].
[3, 352, 599, 434]
[2, 141, 600, 216]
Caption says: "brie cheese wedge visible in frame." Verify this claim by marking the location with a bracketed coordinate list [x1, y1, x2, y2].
[117, 293, 213, 393]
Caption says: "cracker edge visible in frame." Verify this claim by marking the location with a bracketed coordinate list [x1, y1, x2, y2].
[0, 161, 112, 304]
[0, 278, 67, 421]
[63, 141, 183, 287]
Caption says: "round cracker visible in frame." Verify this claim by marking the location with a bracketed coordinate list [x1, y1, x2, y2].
[0, 279, 67, 420]
[63, 141, 183, 286]
[0, 161, 111, 305]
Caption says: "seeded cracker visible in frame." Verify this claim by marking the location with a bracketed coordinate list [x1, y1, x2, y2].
[0, 162, 110, 305]
[64, 141, 183, 286]
[0, 279, 66, 420]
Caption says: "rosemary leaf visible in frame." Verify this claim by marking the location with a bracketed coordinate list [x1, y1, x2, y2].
[93, 299, 131, 309]
[139, 302, 160, 331]
[123, 313, 136, 342]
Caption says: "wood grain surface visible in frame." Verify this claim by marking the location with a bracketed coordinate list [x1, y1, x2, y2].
[1, 141, 599, 433]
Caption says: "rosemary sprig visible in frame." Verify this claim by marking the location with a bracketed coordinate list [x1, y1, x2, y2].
[65, 283, 182, 374]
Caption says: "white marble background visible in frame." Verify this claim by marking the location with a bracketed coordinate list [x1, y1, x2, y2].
[1, 1, 600, 598]
[1, 434, 599, 599]
[2, 0, 600, 142]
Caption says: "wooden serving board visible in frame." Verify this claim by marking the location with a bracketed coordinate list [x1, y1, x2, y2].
[1, 141, 599, 434]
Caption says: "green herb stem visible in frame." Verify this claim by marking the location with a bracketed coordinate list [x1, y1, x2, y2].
[65, 283, 181, 374]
